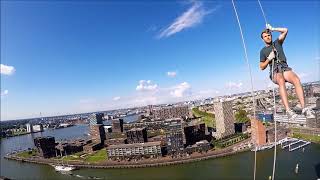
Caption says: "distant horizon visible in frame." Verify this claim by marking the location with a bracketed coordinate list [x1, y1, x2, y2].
[1, 80, 318, 122]
[1, 1, 319, 120]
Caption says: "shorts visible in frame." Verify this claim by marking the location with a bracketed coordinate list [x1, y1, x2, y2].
[269, 62, 292, 82]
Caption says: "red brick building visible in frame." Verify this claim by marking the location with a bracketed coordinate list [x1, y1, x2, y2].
[250, 119, 267, 146]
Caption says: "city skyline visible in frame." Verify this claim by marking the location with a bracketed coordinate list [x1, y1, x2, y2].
[1, 1, 319, 120]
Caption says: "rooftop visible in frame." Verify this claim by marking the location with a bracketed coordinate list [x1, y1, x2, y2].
[108, 141, 161, 149]
[128, 127, 146, 131]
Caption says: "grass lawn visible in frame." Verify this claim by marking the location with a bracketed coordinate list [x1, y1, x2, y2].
[292, 133, 320, 144]
[62, 152, 84, 161]
[52, 149, 108, 164]
[13, 131, 29, 136]
[84, 149, 108, 163]
[192, 107, 215, 127]
[16, 149, 37, 158]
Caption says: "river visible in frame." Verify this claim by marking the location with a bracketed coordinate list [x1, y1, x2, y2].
[1, 125, 319, 180]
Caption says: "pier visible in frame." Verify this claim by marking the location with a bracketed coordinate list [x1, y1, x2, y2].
[280, 137, 311, 152]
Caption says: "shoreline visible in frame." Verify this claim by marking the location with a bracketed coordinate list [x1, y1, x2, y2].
[1, 125, 76, 139]
[5, 141, 251, 169]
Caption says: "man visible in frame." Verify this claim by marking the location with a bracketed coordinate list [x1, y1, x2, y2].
[259, 24, 312, 119]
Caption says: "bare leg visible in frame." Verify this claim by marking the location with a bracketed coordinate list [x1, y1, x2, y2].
[273, 73, 290, 111]
[283, 70, 305, 108]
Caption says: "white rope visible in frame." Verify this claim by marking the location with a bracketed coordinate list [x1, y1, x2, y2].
[257, 1, 278, 179]
[271, 58, 277, 180]
[257, 0, 268, 25]
[231, 1, 257, 180]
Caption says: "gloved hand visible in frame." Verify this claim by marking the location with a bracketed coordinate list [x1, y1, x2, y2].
[267, 51, 275, 61]
[266, 24, 274, 31]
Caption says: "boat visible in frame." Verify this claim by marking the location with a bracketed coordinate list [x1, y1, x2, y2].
[295, 163, 299, 174]
[52, 149, 77, 172]
[53, 165, 77, 172]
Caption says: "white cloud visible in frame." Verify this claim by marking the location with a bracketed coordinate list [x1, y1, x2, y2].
[226, 81, 243, 89]
[113, 96, 121, 101]
[170, 82, 191, 98]
[158, 1, 215, 38]
[167, 71, 177, 77]
[1, 64, 15, 75]
[1, 90, 9, 97]
[136, 80, 158, 91]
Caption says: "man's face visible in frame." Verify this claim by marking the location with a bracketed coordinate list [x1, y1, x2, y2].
[262, 32, 272, 44]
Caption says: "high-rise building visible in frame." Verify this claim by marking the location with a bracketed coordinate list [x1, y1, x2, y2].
[88, 113, 106, 144]
[56, 139, 90, 156]
[90, 124, 106, 144]
[166, 120, 184, 155]
[250, 119, 267, 146]
[89, 113, 104, 125]
[126, 127, 148, 144]
[184, 123, 206, 146]
[152, 105, 190, 120]
[112, 119, 124, 133]
[34, 136, 56, 158]
[26, 123, 33, 133]
[213, 101, 235, 139]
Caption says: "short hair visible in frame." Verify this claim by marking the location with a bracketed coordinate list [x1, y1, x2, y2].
[261, 29, 271, 39]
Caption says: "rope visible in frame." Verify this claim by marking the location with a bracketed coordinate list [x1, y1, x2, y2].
[257, 1, 278, 179]
[230, 1, 257, 180]
[257, 0, 268, 25]
[270, 58, 277, 180]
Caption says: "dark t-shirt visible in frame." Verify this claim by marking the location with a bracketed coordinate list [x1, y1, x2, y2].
[260, 39, 287, 74]
[260, 39, 287, 63]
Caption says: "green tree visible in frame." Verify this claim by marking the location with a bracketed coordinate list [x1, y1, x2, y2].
[235, 108, 250, 123]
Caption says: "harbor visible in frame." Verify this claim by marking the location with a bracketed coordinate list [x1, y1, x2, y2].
[280, 137, 311, 152]
[1, 125, 320, 179]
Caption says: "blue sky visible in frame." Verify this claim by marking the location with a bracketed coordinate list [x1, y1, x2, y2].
[1, 0, 319, 120]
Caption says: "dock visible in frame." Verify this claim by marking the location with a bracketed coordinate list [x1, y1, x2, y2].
[280, 137, 311, 152]
[252, 137, 311, 152]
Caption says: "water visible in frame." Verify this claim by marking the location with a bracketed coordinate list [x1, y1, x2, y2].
[1, 125, 319, 180]
[122, 113, 141, 123]
[103, 114, 141, 126]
